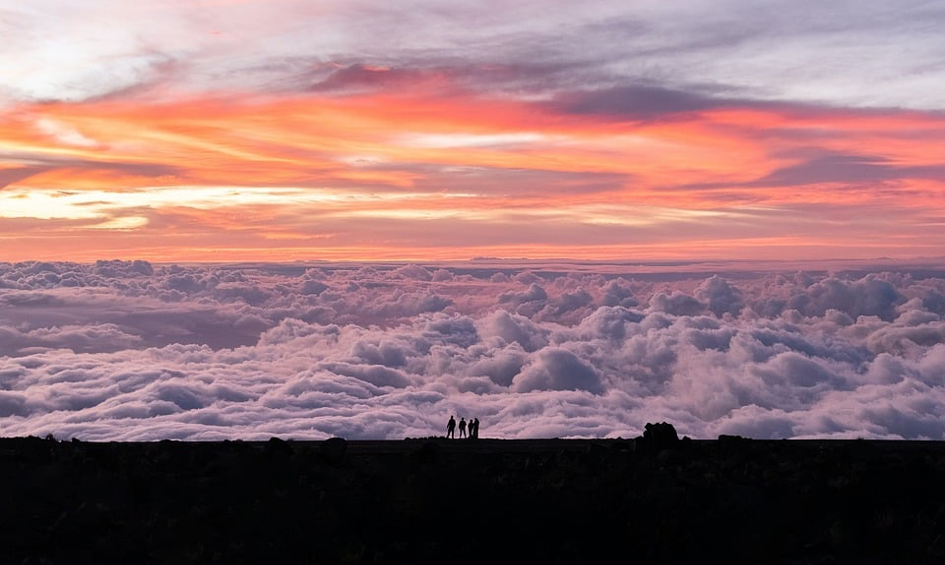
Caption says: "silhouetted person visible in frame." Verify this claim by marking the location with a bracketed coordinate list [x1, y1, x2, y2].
[472, 418, 480, 439]
[458, 417, 467, 438]
[447, 415, 456, 438]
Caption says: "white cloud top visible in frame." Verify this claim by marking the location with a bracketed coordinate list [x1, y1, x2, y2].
[1, 260, 944, 440]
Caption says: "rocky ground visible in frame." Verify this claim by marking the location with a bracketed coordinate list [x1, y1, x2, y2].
[2, 431, 945, 564]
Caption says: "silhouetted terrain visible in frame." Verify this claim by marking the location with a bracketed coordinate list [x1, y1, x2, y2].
[3, 432, 945, 564]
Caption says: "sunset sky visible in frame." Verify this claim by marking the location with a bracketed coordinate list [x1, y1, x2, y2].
[3, 0, 944, 262]
[5, 2, 945, 442]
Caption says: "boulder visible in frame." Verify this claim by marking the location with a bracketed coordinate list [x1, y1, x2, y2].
[319, 437, 347, 465]
[265, 436, 295, 459]
[637, 422, 679, 454]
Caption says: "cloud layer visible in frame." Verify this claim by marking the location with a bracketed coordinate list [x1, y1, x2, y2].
[4, 1, 943, 109]
[2, 260, 944, 441]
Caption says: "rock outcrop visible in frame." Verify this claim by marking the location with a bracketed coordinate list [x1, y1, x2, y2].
[2, 433, 944, 564]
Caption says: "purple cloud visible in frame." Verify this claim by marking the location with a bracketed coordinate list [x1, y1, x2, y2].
[512, 347, 605, 394]
[548, 84, 747, 120]
[1, 260, 945, 440]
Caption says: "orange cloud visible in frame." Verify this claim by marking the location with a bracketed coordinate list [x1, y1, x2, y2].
[2, 90, 945, 262]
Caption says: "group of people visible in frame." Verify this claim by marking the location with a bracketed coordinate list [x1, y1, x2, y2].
[446, 415, 479, 439]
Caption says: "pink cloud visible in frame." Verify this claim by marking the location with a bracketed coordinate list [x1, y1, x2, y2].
[1, 260, 945, 440]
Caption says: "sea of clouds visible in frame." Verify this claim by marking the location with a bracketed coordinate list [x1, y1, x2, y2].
[1, 259, 944, 441]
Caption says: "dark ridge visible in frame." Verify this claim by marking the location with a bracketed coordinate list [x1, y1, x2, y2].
[2, 433, 945, 564]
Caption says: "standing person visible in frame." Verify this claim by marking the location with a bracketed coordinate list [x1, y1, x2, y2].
[447, 415, 456, 438]
[472, 418, 480, 439]
[458, 417, 467, 438]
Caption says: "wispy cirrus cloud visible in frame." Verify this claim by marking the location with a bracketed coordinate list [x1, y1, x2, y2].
[4, 0, 943, 107]
[2, 90, 944, 262]
[2, 1, 945, 261]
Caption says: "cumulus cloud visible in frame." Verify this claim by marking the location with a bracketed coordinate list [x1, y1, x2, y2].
[512, 347, 604, 394]
[649, 290, 705, 316]
[696, 275, 744, 317]
[1, 260, 945, 440]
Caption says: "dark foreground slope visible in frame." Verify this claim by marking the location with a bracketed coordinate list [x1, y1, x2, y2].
[2, 435, 945, 564]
